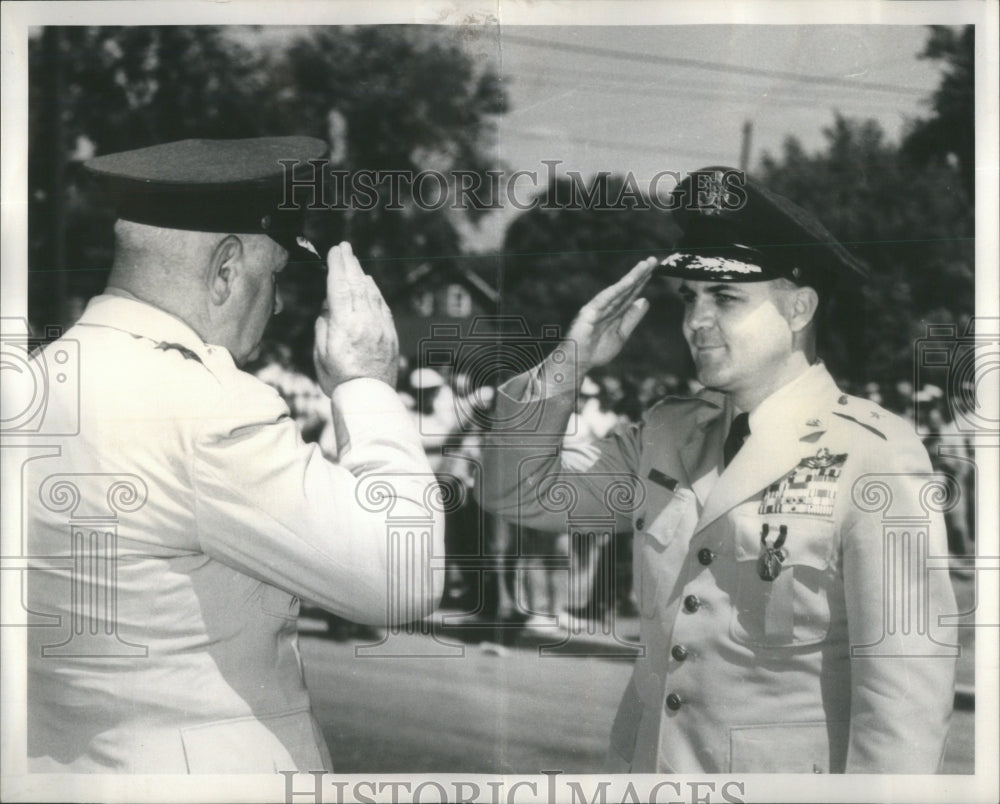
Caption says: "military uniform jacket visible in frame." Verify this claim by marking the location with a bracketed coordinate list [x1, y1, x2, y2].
[24, 295, 443, 773]
[481, 361, 958, 773]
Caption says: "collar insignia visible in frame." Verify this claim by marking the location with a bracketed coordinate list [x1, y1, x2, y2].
[155, 341, 203, 364]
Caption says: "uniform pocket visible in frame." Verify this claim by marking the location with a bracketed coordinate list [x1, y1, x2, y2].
[641, 487, 695, 546]
[729, 721, 845, 773]
[635, 488, 696, 618]
[259, 581, 301, 621]
[180, 708, 318, 773]
[729, 513, 836, 648]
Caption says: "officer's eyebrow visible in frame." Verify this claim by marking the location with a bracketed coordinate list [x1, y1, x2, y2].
[705, 283, 743, 295]
[676, 281, 744, 297]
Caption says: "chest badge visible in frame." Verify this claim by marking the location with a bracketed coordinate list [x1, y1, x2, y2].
[757, 524, 788, 581]
[759, 447, 848, 517]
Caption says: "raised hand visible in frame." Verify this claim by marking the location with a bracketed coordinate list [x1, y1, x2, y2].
[565, 256, 658, 373]
[313, 242, 399, 394]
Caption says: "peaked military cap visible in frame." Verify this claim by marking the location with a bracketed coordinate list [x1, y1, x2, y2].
[659, 166, 868, 290]
[84, 137, 329, 265]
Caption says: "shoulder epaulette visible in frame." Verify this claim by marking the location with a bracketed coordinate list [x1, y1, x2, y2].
[831, 394, 888, 440]
[155, 341, 204, 364]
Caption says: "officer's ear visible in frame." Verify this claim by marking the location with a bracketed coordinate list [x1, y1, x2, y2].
[787, 285, 820, 333]
[207, 235, 244, 306]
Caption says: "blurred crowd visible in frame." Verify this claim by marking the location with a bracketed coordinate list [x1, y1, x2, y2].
[249, 344, 977, 630]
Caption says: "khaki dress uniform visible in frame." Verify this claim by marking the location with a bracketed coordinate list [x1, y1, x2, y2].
[482, 361, 958, 773]
[25, 296, 442, 772]
[23, 137, 443, 773]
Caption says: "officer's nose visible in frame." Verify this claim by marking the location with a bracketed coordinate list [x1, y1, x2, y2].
[685, 297, 714, 331]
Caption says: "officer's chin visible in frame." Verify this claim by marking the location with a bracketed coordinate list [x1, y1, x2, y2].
[241, 343, 263, 367]
[693, 360, 730, 391]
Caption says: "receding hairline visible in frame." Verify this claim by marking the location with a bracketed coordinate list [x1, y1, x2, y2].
[112, 219, 287, 264]
[113, 219, 224, 251]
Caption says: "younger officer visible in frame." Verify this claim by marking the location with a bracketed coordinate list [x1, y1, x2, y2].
[25, 138, 443, 772]
[479, 168, 958, 773]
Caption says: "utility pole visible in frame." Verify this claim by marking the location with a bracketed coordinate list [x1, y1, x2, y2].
[739, 120, 753, 173]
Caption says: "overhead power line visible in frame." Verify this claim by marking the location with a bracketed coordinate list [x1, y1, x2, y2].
[504, 127, 725, 161]
[518, 61, 921, 105]
[516, 75, 903, 111]
[501, 33, 929, 96]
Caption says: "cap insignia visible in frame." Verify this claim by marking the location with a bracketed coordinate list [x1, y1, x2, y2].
[661, 252, 762, 275]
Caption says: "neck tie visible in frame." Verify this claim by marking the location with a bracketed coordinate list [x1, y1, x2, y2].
[723, 412, 750, 467]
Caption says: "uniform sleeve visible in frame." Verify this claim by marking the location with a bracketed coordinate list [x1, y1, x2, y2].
[477, 366, 642, 533]
[191, 377, 444, 625]
[841, 432, 958, 772]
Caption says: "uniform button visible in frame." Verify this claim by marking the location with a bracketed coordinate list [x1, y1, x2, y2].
[683, 594, 700, 613]
[665, 693, 683, 711]
[671, 644, 689, 661]
[636, 517, 645, 531]
[697, 548, 714, 566]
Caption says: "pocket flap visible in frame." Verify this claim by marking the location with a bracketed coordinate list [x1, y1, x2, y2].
[732, 512, 835, 570]
[730, 721, 845, 773]
[641, 487, 696, 546]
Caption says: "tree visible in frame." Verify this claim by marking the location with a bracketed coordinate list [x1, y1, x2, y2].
[28, 25, 509, 375]
[759, 114, 974, 384]
[501, 174, 686, 380]
[29, 26, 269, 327]
[902, 25, 974, 200]
[276, 26, 507, 295]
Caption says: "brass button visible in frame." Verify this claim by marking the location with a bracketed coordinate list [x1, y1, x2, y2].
[636, 517, 645, 531]
[671, 644, 689, 662]
[665, 693, 682, 711]
[683, 594, 700, 613]
[697, 548, 714, 566]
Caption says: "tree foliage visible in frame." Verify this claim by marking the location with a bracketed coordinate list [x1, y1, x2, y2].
[760, 120, 973, 384]
[501, 175, 687, 379]
[902, 25, 974, 200]
[501, 25, 974, 388]
[28, 25, 507, 346]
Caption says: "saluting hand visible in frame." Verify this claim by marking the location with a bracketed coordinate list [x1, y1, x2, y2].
[314, 242, 399, 394]
[566, 256, 658, 373]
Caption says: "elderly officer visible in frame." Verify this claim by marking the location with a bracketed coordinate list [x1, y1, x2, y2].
[25, 137, 443, 772]
[479, 168, 958, 773]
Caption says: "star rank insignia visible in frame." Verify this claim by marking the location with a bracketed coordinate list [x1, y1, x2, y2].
[759, 447, 848, 517]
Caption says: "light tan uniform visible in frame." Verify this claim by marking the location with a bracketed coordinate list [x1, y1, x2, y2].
[480, 362, 957, 773]
[25, 295, 442, 773]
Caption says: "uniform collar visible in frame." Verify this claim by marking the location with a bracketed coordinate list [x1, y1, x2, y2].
[745, 360, 838, 436]
[75, 292, 220, 364]
[693, 361, 841, 534]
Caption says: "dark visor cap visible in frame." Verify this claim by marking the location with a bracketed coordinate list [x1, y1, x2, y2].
[659, 167, 869, 291]
[84, 137, 329, 267]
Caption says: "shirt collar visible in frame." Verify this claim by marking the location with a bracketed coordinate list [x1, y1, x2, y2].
[744, 360, 838, 435]
[75, 292, 219, 363]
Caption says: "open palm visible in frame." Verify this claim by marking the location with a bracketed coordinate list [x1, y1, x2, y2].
[566, 256, 658, 373]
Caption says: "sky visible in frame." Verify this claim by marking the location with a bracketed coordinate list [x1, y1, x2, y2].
[237, 21, 946, 251]
[487, 26, 939, 177]
[457, 24, 944, 249]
